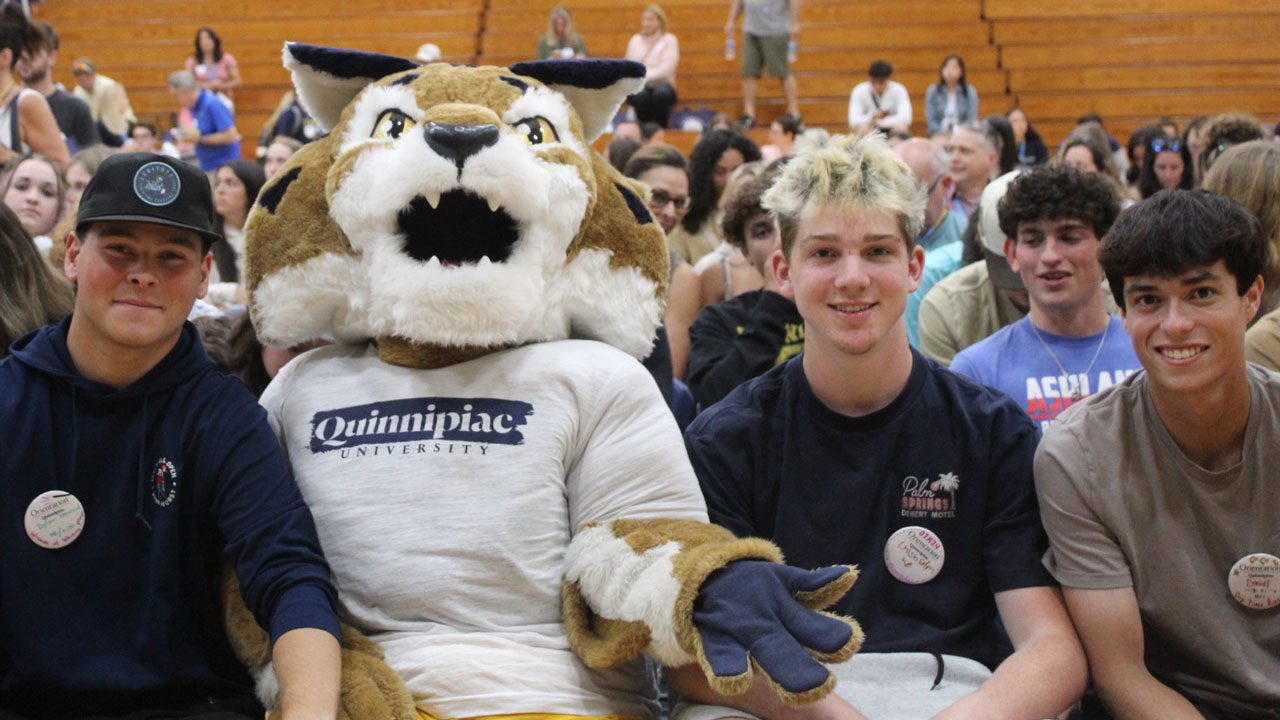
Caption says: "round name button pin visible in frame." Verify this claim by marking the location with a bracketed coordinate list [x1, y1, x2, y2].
[24, 491, 86, 550]
[885, 525, 945, 585]
[1228, 552, 1280, 610]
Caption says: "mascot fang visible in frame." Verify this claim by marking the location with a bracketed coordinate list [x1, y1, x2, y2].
[236, 42, 862, 720]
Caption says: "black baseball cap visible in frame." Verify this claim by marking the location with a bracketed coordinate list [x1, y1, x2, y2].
[76, 153, 222, 249]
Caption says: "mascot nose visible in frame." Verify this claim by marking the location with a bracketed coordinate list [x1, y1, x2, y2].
[425, 122, 500, 172]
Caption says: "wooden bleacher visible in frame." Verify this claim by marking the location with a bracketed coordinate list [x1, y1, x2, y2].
[482, 0, 992, 138]
[36, 0, 486, 156]
[35, 0, 997, 157]
[988, 0, 1280, 147]
[29, 0, 1280, 158]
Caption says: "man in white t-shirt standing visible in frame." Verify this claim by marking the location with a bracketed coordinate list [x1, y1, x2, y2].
[1035, 189, 1280, 719]
[848, 61, 912, 136]
[952, 165, 1141, 433]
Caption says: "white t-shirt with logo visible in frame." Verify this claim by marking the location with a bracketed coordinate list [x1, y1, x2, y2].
[261, 340, 708, 719]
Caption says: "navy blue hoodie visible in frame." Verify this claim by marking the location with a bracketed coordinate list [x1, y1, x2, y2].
[0, 318, 340, 718]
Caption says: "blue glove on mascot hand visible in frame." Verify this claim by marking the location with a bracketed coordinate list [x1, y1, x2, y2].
[694, 561, 863, 698]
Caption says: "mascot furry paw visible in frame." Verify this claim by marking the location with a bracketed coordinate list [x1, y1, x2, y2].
[231, 43, 862, 718]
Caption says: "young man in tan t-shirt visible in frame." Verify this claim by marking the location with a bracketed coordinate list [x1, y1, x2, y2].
[1036, 189, 1280, 719]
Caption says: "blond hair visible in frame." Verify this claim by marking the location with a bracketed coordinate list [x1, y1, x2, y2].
[0, 205, 74, 358]
[544, 5, 582, 46]
[762, 133, 924, 256]
[1203, 140, 1280, 312]
[643, 4, 668, 33]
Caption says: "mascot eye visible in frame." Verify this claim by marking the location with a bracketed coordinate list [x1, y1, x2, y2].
[372, 110, 418, 140]
[513, 116, 558, 146]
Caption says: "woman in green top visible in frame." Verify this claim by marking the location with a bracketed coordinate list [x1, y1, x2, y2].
[537, 6, 587, 59]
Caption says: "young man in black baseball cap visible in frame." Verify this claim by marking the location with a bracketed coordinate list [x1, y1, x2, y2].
[0, 153, 341, 719]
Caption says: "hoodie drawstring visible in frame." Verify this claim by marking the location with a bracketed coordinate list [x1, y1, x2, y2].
[135, 393, 152, 532]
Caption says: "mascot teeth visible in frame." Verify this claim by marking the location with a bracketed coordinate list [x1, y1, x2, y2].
[487, 197, 501, 212]
[396, 190, 519, 266]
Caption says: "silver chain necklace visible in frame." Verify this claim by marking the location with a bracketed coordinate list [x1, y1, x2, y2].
[1028, 319, 1110, 402]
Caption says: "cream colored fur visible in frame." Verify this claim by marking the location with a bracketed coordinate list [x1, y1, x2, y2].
[566, 525, 693, 667]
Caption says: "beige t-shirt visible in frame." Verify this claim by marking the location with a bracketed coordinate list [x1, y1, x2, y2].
[1245, 306, 1280, 372]
[666, 217, 719, 266]
[917, 260, 1026, 366]
[1035, 365, 1280, 717]
[918, 260, 1123, 367]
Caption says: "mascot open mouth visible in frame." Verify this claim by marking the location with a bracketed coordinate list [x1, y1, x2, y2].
[397, 189, 520, 266]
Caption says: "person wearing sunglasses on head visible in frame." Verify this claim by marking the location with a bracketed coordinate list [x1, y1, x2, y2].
[1196, 113, 1265, 181]
[1136, 134, 1194, 200]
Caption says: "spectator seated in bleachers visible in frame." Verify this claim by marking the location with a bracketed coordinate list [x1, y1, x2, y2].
[946, 120, 998, 217]
[536, 5, 587, 59]
[623, 144, 699, 385]
[918, 171, 1028, 366]
[1057, 125, 1129, 206]
[262, 135, 301, 178]
[624, 4, 679, 128]
[2, 152, 63, 255]
[1073, 113, 1128, 179]
[70, 56, 134, 146]
[1123, 125, 1162, 192]
[1136, 133, 1193, 200]
[678, 133, 1086, 720]
[685, 168, 800, 410]
[167, 69, 240, 173]
[847, 60, 912, 136]
[897, 137, 968, 347]
[17, 21, 96, 155]
[759, 112, 800, 163]
[121, 121, 179, 159]
[1203, 140, 1280, 318]
[1037, 189, 1280, 720]
[694, 161, 766, 305]
[0, 202, 72, 359]
[205, 159, 264, 309]
[1197, 112, 1266, 180]
[950, 165, 1140, 434]
[924, 54, 978, 136]
[666, 128, 759, 265]
[186, 27, 241, 109]
[0, 6, 68, 166]
[1006, 107, 1048, 168]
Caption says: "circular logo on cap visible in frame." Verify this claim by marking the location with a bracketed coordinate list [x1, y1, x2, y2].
[132, 161, 182, 207]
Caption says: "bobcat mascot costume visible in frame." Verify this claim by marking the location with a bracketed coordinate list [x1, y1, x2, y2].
[232, 43, 862, 720]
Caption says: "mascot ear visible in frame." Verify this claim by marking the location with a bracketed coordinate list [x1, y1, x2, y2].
[284, 42, 418, 132]
[508, 59, 645, 143]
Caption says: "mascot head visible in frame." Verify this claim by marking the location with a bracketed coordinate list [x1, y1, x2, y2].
[245, 44, 668, 367]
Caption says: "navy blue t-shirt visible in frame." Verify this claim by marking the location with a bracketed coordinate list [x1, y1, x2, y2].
[685, 349, 1053, 670]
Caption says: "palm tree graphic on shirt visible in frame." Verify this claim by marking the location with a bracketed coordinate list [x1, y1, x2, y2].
[930, 472, 959, 511]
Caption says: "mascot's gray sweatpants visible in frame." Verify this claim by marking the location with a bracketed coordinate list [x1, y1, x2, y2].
[671, 652, 1048, 720]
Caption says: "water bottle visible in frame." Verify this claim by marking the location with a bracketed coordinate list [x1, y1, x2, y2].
[725, 38, 735, 61]
[787, 40, 798, 64]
